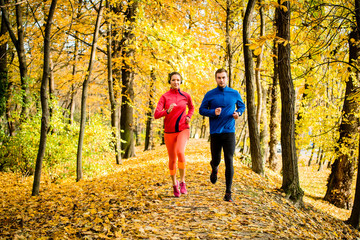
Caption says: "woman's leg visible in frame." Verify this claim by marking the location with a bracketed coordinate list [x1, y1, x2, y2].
[176, 129, 190, 183]
[164, 133, 178, 186]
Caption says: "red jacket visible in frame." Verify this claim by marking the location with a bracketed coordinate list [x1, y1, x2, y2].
[154, 88, 194, 133]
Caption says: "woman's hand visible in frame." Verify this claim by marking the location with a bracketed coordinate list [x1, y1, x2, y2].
[185, 116, 191, 124]
[167, 103, 177, 113]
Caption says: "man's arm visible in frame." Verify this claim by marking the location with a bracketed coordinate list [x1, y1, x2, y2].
[199, 93, 217, 117]
[235, 92, 246, 116]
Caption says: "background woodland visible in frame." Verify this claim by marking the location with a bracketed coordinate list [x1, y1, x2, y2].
[0, 0, 360, 231]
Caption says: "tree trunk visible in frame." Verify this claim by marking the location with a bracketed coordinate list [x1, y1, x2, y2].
[106, 1, 121, 164]
[144, 69, 156, 151]
[49, 59, 55, 121]
[346, 137, 360, 229]
[268, 39, 279, 171]
[200, 116, 206, 138]
[243, 0, 264, 176]
[69, 49, 77, 125]
[76, 1, 104, 182]
[236, 117, 247, 148]
[276, 0, 304, 205]
[308, 142, 315, 166]
[120, 1, 138, 159]
[255, 0, 264, 127]
[225, 0, 233, 88]
[318, 150, 324, 171]
[0, 8, 10, 134]
[68, 36, 79, 125]
[257, 0, 268, 162]
[32, 0, 57, 196]
[0, 0, 30, 120]
[67, 1, 83, 125]
[135, 117, 140, 146]
[324, 27, 360, 209]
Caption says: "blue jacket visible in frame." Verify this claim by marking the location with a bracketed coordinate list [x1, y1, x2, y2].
[199, 86, 245, 134]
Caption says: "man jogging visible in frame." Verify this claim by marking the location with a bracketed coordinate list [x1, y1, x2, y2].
[199, 68, 245, 202]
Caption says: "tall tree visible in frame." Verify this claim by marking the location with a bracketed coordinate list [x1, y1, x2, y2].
[256, 0, 269, 161]
[268, 39, 279, 171]
[0, 3, 12, 135]
[324, 26, 360, 209]
[0, 0, 30, 120]
[120, 0, 138, 158]
[276, 0, 303, 205]
[67, 0, 83, 125]
[76, 0, 104, 181]
[32, 0, 57, 196]
[225, 0, 233, 87]
[213, 0, 242, 88]
[106, 0, 121, 164]
[346, 137, 360, 229]
[243, 0, 264, 176]
[144, 69, 156, 151]
[255, 0, 265, 127]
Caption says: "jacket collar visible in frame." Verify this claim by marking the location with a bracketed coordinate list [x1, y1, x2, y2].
[170, 88, 180, 93]
[217, 85, 227, 91]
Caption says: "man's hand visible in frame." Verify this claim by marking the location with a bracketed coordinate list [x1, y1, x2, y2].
[215, 107, 222, 116]
[232, 111, 239, 119]
[185, 116, 191, 124]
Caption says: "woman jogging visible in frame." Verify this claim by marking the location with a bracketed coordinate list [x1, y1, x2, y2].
[154, 72, 194, 197]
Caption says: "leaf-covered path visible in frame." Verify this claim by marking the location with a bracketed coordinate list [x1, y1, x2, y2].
[1, 139, 359, 239]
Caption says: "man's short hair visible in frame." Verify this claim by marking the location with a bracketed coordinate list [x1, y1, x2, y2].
[215, 68, 228, 78]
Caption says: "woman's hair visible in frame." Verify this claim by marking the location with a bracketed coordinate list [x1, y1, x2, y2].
[168, 72, 182, 84]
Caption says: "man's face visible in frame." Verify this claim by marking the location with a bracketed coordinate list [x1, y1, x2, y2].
[216, 72, 227, 88]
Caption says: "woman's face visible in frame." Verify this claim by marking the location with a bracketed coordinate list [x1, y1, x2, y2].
[170, 74, 181, 89]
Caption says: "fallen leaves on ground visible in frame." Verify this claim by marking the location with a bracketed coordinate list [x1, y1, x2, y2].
[1, 139, 359, 239]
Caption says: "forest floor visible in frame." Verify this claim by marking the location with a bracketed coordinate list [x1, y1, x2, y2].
[1, 138, 360, 239]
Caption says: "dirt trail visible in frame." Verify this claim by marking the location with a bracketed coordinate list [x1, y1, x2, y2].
[1, 139, 359, 239]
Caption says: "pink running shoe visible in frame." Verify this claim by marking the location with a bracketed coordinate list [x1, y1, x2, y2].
[180, 182, 187, 194]
[173, 181, 180, 197]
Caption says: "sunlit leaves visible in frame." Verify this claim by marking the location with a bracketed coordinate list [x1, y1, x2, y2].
[1, 139, 359, 239]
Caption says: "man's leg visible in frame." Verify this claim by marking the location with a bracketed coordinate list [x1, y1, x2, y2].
[210, 133, 222, 183]
[176, 129, 190, 184]
[223, 133, 235, 194]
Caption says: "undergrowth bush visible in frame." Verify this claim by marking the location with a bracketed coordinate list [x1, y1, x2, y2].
[0, 108, 115, 181]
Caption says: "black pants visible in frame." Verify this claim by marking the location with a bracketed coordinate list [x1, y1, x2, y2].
[210, 132, 235, 193]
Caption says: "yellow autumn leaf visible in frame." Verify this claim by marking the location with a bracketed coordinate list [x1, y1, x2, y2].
[254, 48, 262, 56]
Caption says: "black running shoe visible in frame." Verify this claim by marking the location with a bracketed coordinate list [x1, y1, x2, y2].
[224, 192, 233, 202]
[210, 167, 218, 184]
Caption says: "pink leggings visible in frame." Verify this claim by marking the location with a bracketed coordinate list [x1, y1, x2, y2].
[164, 129, 190, 176]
